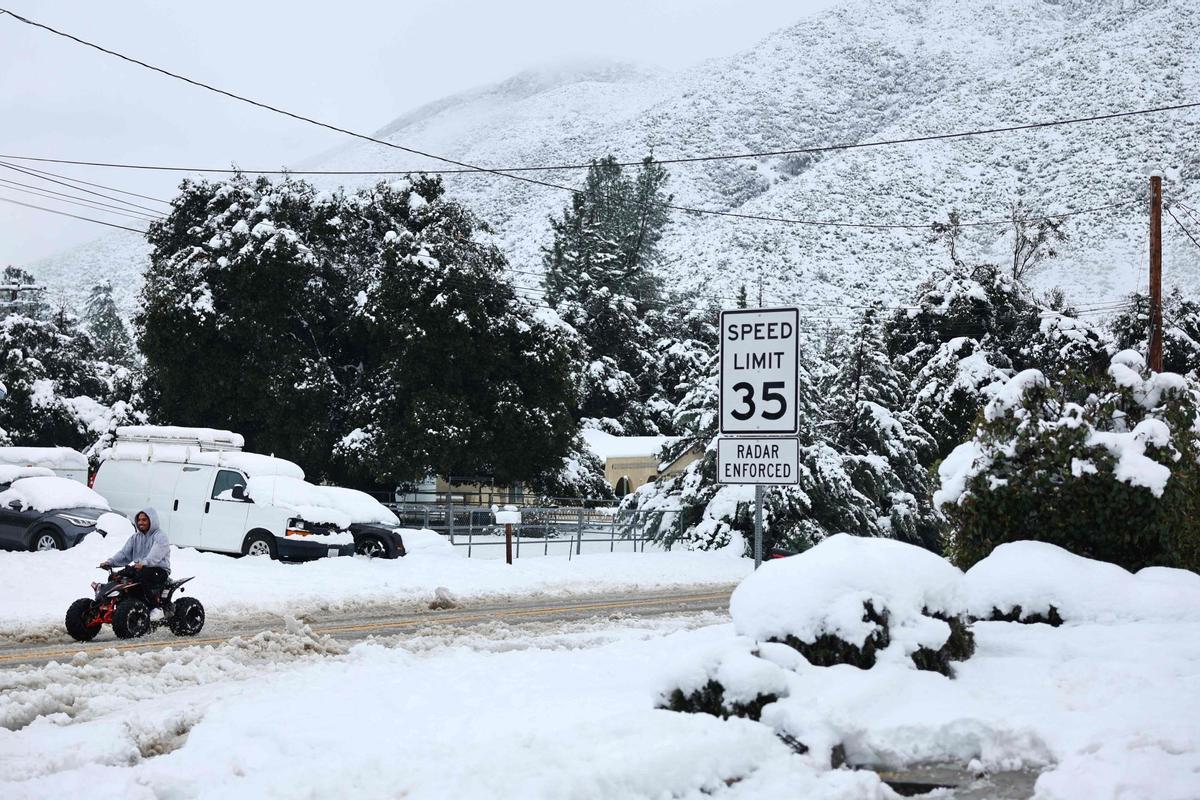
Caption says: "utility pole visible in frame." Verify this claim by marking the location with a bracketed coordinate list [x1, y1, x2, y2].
[757, 274, 764, 307]
[1149, 175, 1163, 372]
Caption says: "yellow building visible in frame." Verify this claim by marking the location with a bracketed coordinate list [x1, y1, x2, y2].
[582, 429, 696, 497]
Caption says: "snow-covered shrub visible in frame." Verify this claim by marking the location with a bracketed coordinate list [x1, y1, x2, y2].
[659, 648, 788, 722]
[729, 535, 974, 676]
[1110, 289, 1200, 378]
[938, 352, 1200, 572]
[964, 540, 1200, 625]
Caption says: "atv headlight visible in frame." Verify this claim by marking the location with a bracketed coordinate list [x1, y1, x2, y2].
[57, 514, 97, 528]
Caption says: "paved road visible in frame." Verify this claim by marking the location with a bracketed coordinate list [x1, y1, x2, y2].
[0, 586, 735, 669]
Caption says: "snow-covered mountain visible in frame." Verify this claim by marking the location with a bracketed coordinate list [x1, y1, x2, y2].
[28, 0, 1200, 322]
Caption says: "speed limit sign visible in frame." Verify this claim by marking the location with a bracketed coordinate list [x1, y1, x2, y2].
[719, 307, 800, 434]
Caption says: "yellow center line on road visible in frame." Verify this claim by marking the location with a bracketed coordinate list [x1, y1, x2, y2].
[0, 590, 732, 666]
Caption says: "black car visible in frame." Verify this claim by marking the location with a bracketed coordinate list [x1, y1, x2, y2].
[0, 475, 108, 552]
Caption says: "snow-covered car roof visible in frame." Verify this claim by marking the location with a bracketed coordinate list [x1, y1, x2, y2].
[0, 465, 56, 484]
[0, 476, 111, 513]
[104, 442, 304, 479]
[0, 446, 88, 470]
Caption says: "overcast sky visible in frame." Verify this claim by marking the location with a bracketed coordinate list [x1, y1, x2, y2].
[0, 0, 839, 266]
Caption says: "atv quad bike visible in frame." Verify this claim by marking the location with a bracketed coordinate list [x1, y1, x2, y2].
[65, 567, 206, 641]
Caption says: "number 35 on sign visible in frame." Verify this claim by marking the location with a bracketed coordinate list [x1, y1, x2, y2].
[719, 307, 800, 435]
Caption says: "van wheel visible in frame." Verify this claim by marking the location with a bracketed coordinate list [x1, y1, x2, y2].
[355, 535, 391, 559]
[242, 533, 276, 559]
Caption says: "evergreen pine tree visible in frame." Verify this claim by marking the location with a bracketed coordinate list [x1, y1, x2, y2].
[542, 156, 673, 433]
[83, 280, 134, 365]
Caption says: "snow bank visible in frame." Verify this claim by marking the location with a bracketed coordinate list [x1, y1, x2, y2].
[730, 534, 966, 663]
[0, 477, 110, 513]
[0, 447, 88, 470]
[963, 541, 1200, 623]
[244, 477, 398, 527]
[396, 528, 455, 556]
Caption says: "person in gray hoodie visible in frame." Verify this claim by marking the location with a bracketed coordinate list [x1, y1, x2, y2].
[100, 507, 172, 616]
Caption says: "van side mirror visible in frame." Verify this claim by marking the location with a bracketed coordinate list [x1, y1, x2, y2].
[231, 484, 247, 501]
[8, 499, 23, 510]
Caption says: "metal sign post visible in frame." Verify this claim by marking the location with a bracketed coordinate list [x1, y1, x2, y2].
[754, 484, 764, 569]
[717, 306, 801, 569]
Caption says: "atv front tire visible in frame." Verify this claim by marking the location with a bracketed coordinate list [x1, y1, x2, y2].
[65, 598, 101, 642]
[112, 598, 151, 639]
[168, 597, 205, 636]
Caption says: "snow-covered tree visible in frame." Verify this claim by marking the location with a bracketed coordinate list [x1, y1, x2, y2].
[542, 156, 673, 433]
[937, 352, 1200, 572]
[1110, 289, 1200, 377]
[83, 280, 134, 366]
[142, 173, 577, 488]
[0, 312, 142, 458]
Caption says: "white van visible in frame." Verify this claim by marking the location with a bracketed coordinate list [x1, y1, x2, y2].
[92, 426, 406, 561]
[0, 447, 89, 484]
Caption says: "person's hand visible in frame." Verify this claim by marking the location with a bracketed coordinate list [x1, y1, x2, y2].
[133, 562, 144, 570]
[99, 561, 110, 569]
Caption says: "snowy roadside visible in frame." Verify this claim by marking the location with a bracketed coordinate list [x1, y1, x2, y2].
[0, 531, 751, 642]
[4, 591, 1199, 799]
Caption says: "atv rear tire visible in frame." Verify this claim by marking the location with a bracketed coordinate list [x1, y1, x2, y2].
[65, 598, 102, 642]
[112, 598, 150, 639]
[168, 596, 205, 636]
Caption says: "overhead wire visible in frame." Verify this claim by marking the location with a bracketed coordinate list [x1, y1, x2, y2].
[0, 159, 172, 205]
[0, 8, 1158, 230]
[0, 178, 164, 221]
[0, 195, 148, 233]
[0, 160, 166, 215]
[1165, 205, 1200, 251]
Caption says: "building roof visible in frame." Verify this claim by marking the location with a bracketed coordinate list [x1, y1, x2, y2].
[581, 429, 676, 461]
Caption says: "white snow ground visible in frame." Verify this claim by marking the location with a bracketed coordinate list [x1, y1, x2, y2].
[3, 591, 1198, 798]
[2, 538, 1198, 798]
[0, 532, 751, 642]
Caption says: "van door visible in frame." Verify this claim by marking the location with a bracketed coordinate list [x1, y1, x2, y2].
[203, 469, 251, 554]
[170, 465, 212, 548]
[92, 460, 149, 519]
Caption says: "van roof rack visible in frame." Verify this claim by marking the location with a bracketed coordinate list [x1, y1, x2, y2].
[113, 425, 244, 452]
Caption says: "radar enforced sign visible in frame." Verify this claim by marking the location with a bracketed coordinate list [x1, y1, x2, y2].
[719, 307, 800, 434]
[717, 437, 799, 485]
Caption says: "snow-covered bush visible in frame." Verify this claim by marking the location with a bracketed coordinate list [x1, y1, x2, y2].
[658, 536, 975, 759]
[938, 351, 1200, 572]
[1110, 289, 1200, 378]
[730, 535, 975, 676]
[963, 540, 1200, 625]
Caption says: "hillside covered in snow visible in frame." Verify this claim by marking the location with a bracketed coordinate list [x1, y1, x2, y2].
[27, 0, 1200, 320]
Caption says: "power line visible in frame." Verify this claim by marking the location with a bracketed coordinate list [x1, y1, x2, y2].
[1165, 205, 1200, 251]
[0, 159, 172, 205]
[0, 195, 148, 233]
[0, 8, 1154, 231]
[0, 178, 163, 221]
[0, 160, 166, 215]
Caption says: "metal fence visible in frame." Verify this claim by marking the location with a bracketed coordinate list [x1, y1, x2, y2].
[389, 503, 683, 559]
